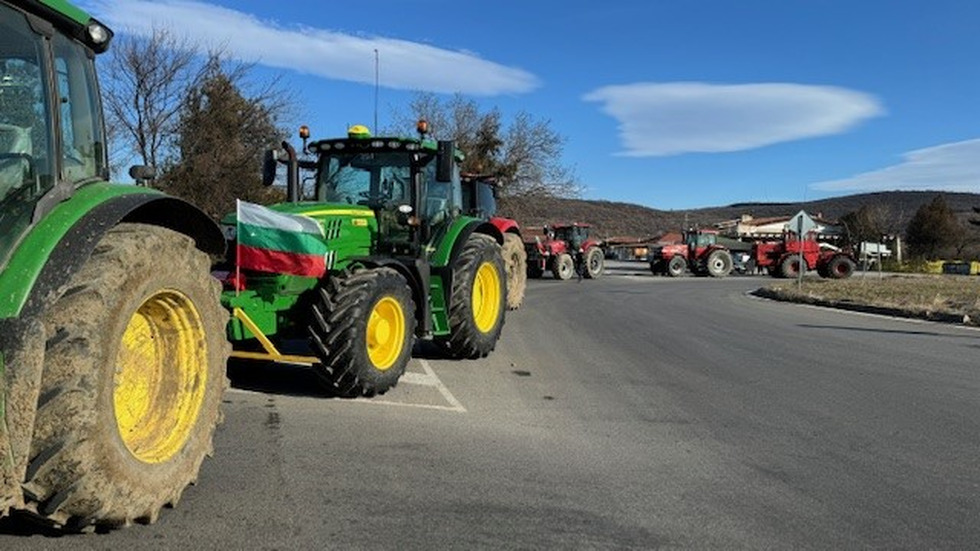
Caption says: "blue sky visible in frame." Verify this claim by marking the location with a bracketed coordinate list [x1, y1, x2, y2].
[84, 0, 980, 210]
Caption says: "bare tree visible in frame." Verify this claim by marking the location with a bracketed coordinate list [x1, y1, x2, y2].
[102, 28, 199, 176]
[391, 92, 581, 198]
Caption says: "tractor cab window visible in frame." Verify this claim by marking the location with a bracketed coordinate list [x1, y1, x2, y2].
[686, 232, 716, 248]
[421, 156, 460, 227]
[317, 151, 413, 208]
[52, 34, 105, 184]
[0, 5, 55, 267]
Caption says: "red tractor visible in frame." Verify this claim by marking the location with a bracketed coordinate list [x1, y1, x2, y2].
[526, 223, 605, 280]
[752, 232, 857, 279]
[649, 228, 733, 277]
[460, 174, 526, 309]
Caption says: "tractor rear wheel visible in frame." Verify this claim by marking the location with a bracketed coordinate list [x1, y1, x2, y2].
[552, 253, 574, 280]
[309, 267, 416, 397]
[780, 254, 802, 278]
[441, 233, 506, 359]
[501, 233, 527, 310]
[583, 247, 604, 279]
[706, 249, 733, 277]
[25, 224, 229, 531]
[667, 255, 687, 277]
[826, 255, 856, 279]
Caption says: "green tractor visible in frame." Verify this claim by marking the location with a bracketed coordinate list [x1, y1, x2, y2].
[0, 0, 230, 531]
[219, 122, 508, 397]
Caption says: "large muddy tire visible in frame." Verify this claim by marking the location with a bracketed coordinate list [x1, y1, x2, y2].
[552, 253, 574, 280]
[780, 254, 802, 278]
[826, 255, 856, 279]
[706, 249, 733, 278]
[441, 234, 506, 359]
[583, 247, 604, 279]
[667, 255, 687, 277]
[24, 224, 229, 531]
[501, 233, 527, 310]
[309, 267, 416, 397]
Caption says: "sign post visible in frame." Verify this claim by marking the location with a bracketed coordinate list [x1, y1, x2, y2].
[786, 211, 817, 290]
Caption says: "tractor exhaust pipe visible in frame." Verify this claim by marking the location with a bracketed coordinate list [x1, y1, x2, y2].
[281, 141, 300, 203]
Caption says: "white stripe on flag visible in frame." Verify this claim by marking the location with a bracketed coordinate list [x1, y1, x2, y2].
[238, 200, 324, 237]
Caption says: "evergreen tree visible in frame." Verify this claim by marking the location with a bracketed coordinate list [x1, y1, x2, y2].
[905, 194, 960, 259]
[159, 57, 285, 220]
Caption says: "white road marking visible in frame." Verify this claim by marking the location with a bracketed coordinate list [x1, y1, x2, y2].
[226, 358, 468, 412]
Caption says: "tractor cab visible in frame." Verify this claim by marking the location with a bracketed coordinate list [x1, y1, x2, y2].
[0, 5, 111, 268]
[460, 173, 498, 218]
[268, 121, 463, 257]
[552, 223, 592, 253]
[684, 228, 719, 256]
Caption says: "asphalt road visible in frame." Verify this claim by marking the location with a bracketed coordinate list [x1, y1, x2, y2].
[2, 261, 978, 549]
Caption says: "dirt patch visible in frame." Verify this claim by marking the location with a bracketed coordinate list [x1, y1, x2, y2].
[754, 274, 980, 326]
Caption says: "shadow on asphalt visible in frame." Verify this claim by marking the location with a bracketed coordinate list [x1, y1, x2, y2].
[0, 511, 95, 537]
[226, 340, 450, 397]
[797, 323, 980, 339]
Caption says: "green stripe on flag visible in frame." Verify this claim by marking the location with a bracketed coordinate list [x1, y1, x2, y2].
[238, 223, 328, 255]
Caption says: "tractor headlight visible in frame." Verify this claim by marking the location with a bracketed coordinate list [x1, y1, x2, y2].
[221, 224, 237, 241]
[86, 19, 113, 51]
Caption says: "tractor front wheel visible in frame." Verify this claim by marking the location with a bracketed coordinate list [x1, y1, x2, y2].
[667, 255, 687, 277]
[441, 234, 506, 359]
[501, 233, 527, 310]
[583, 247, 604, 279]
[552, 253, 574, 280]
[25, 224, 229, 531]
[309, 267, 416, 397]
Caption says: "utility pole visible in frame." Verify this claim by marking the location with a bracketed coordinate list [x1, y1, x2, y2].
[373, 49, 379, 131]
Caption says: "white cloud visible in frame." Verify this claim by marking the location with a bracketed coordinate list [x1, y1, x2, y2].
[85, 0, 539, 96]
[811, 139, 980, 193]
[583, 82, 883, 157]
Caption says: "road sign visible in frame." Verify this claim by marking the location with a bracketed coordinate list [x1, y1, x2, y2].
[787, 210, 817, 235]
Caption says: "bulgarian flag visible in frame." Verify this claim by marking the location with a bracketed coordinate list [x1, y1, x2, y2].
[236, 200, 328, 277]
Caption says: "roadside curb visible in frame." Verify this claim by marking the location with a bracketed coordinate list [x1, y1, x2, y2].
[750, 287, 977, 327]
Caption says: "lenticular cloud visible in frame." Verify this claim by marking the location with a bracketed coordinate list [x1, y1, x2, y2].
[84, 0, 539, 96]
[583, 82, 884, 157]
[811, 139, 980, 193]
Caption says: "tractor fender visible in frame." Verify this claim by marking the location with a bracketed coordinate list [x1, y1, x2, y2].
[488, 216, 520, 236]
[15, 194, 224, 321]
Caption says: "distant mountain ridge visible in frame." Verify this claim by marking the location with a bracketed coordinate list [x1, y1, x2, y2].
[498, 190, 980, 239]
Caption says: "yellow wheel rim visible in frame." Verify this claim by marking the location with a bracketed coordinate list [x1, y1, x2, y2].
[114, 290, 208, 464]
[472, 261, 502, 333]
[366, 296, 406, 370]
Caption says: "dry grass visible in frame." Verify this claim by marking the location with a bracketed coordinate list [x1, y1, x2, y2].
[761, 274, 980, 325]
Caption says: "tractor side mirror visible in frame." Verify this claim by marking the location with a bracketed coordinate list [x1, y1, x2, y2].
[436, 140, 454, 182]
[261, 149, 278, 186]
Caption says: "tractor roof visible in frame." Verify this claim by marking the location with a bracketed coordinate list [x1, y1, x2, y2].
[307, 124, 464, 160]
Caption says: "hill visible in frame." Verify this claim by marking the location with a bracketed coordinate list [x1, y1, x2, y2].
[498, 190, 980, 239]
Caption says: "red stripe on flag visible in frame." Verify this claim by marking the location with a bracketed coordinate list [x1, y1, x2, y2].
[238, 245, 326, 278]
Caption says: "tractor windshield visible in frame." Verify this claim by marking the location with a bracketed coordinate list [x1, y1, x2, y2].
[317, 151, 413, 208]
[316, 148, 460, 226]
[0, 5, 55, 265]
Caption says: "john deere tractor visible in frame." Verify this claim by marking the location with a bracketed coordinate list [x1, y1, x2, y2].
[0, 0, 229, 531]
[219, 122, 507, 397]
